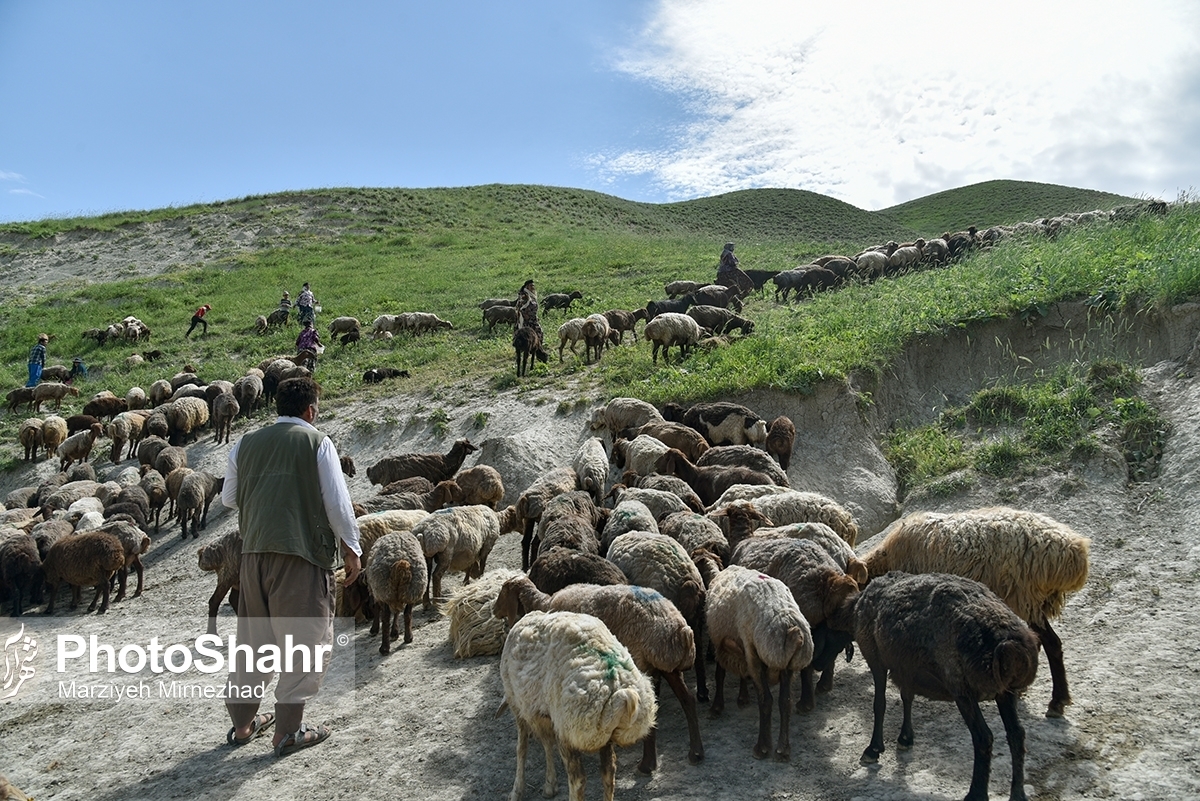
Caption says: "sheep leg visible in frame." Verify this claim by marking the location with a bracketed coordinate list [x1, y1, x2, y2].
[711, 662, 726, 715]
[562, 746, 586, 801]
[1031, 619, 1070, 717]
[44, 583, 58, 615]
[860, 666, 889, 764]
[403, 602, 414, 644]
[752, 662, 773, 760]
[663, 668, 704, 764]
[94, 581, 112, 614]
[114, 566, 129, 602]
[737, 677, 750, 707]
[521, 520, 536, 571]
[539, 731, 557, 799]
[796, 665, 815, 713]
[776, 667, 793, 761]
[207, 580, 231, 636]
[897, 688, 915, 748]
[637, 724, 657, 775]
[422, 556, 435, 608]
[378, 602, 393, 655]
[509, 718, 529, 801]
[390, 608, 400, 640]
[598, 743, 617, 801]
[995, 690, 1029, 801]
[693, 616, 708, 703]
[132, 556, 144, 597]
[955, 695, 995, 801]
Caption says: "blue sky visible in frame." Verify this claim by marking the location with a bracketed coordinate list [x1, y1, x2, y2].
[2, 1, 1198, 224]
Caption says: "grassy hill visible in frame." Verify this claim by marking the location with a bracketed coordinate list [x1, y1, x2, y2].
[0, 183, 1195, 427]
[877, 179, 1139, 236]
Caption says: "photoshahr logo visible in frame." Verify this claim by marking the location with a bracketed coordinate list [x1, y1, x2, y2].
[2, 624, 38, 700]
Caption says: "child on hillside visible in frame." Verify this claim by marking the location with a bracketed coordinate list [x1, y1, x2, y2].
[186, 304, 212, 338]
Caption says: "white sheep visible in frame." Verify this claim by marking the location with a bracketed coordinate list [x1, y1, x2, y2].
[327, 316, 361, 335]
[611, 434, 670, 477]
[411, 505, 501, 607]
[588, 397, 662, 437]
[607, 486, 688, 523]
[33, 382, 80, 412]
[370, 314, 402, 336]
[355, 509, 431, 561]
[711, 489, 859, 546]
[18, 418, 42, 461]
[643, 312, 703, 363]
[705, 564, 813, 760]
[453, 465, 505, 509]
[886, 238, 925, 272]
[500, 610, 656, 801]
[57, 423, 103, 472]
[148, 378, 173, 407]
[366, 529, 428, 653]
[862, 506, 1090, 717]
[571, 437, 609, 505]
[407, 311, 453, 336]
[556, 317, 588, 361]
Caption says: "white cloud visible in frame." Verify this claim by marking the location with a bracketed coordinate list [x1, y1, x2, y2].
[595, 0, 1200, 208]
[9, 188, 45, 198]
[0, 170, 26, 182]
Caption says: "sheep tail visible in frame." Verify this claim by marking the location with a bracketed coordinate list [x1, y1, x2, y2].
[391, 559, 412, 595]
[993, 637, 1039, 692]
[600, 687, 644, 741]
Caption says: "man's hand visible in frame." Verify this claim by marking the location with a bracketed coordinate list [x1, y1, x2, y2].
[343, 550, 362, 586]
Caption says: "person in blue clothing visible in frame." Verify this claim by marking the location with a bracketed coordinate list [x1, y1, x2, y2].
[26, 333, 48, 387]
[68, 357, 88, 383]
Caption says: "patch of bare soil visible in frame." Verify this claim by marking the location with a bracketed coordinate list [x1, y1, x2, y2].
[2, 299, 1199, 800]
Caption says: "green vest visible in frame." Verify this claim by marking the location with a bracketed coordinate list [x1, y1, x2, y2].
[236, 422, 337, 570]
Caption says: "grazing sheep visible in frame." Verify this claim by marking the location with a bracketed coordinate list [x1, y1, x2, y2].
[499, 610, 656, 801]
[454, 464, 505, 509]
[406, 311, 454, 336]
[327, 316, 361, 335]
[572, 437, 609, 505]
[338, 329, 359, 347]
[513, 467, 580, 570]
[412, 505, 502, 607]
[689, 284, 744, 312]
[254, 314, 269, 334]
[33, 382, 79, 412]
[366, 438, 477, 486]
[366, 530, 429, 653]
[705, 564, 813, 760]
[41, 530, 126, 614]
[540, 290, 583, 314]
[643, 312, 704, 363]
[601, 308, 647, 344]
[441, 568, 525, 658]
[18, 418, 43, 461]
[697, 445, 789, 486]
[886, 238, 926, 274]
[645, 297, 695, 320]
[211, 392, 240, 444]
[862, 507, 1090, 717]
[854, 249, 890, 280]
[176, 471, 224, 539]
[484, 304, 518, 332]
[556, 317, 588, 361]
[6, 387, 36, 413]
[605, 530, 709, 701]
[731, 537, 859, 711]
[656, 448, 776, 508]
[496, 576, 704, 772]
[528, 548, 628, 595]
[369, 314, 403, 336]
[0, 535, 42, 616]
[687, 305, 754, 336]
[664, 280, 703, 298]
[232, 374, 264, 418]
[362, 367, 410, 383]
[198, 529, 242, 634]
[765, 415, 795, 471]
[57, 423, 103, 472]
[681, 402, 768, 449]
[854, 571, 1039, 801]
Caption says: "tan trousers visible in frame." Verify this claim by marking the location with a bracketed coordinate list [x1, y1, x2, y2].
[226, 552, 334, 737]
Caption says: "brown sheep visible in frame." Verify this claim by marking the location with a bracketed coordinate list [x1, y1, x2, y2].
[18, 418, 43, 461]
[33, 382, 80, 412]
[765, 415, 795, 471]
[366, 438, 477, 486]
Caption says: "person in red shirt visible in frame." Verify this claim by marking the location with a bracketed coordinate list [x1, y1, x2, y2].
[186, 304, 212, 338]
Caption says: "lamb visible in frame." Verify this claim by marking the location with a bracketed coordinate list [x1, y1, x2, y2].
[643, 312, 704, 363]
[528, 548, 627, 595]
[697, 444, 789, 486]
[57, 423, 103, 472]
[176, 471, 224, 539]
[442, 568, 524, 658]
[664, 280, 703, 298]
[362, 367, 410, 383]
[366, 530, 429, 653]
[453, 464, 504, 509]
[232, 374, 264, 417]
[513, 466, 579, 570]
[82, 394, 127, 421]
[366, 438, 478, 486]
[6, 387, 36, 413]
[764, 415, 795, 471]
[655, 448, 776, 507]
[540, 290, 583, 314]
[0, 535, 42, 616]
[499, 610, 656, 801]
[556, 317, 588, 361]
[862, 506, 1090, 717]
[337, 329, 358, 347]
[41, 529, 126, 614]
[581, 313, 611, 363]
[18, 418, 43, 461]
[211, 392, 240, 445]
[705, 564, 813, 760]
[40, 415, 68, 461]
[406, 311, 454, 336]
[611, 434, 670, 477]
[680, 402, 768, 448]
[484, 304, 518, 332]
[601, 308, 646, 344]
[731, 537, 859, 711]
[854, 571, 1039, 801]
[605, 531, 708, 701]
[495, 576, 703, 772]
[164, 396, 210, 446]
[411, 505, 501, 607]
[197, 529, 242, 634]
[571, 437, 609, 505]
[687, 305, 754, 336]
[33, 382, 79, 412]
[327, 316, 361, 335]
[254, 314, 269, 334]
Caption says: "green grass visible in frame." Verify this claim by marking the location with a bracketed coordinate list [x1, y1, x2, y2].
[1, 186, 1197, 421]
[877, 179, 1139, 237]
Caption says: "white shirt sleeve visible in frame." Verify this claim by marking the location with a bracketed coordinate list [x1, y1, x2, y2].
[221, 438, 241, 509]
[316, 436, 362, 556]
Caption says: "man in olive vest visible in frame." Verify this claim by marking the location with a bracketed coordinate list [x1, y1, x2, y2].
[220, 376, 362, 757]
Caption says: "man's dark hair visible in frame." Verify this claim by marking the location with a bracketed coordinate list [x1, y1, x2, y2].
[277, 376, 321, 417]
